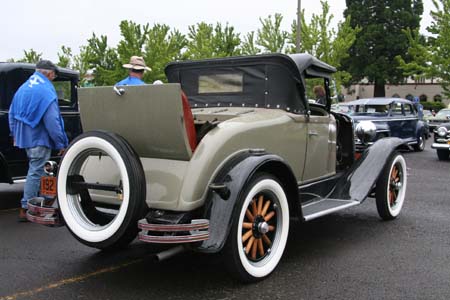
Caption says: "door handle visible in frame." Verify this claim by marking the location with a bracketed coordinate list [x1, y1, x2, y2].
[308, 131, 319, 136]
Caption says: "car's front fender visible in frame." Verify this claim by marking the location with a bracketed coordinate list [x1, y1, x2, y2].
[197, 151, 299, 253]
[329, 137, 405, 203]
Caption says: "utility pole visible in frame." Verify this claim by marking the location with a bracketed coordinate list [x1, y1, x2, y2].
[296, 0, 301, 53]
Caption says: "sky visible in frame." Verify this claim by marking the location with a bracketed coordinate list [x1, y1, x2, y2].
[0, 0, 436, 62]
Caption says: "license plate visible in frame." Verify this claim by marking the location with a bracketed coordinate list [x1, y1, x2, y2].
[40, 176, 57, 197]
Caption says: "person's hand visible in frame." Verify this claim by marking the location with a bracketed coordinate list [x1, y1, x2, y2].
[57, 148, 65, 156]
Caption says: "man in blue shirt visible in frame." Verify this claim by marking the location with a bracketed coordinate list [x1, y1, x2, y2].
[115, 56, 151, 86]
[9, 60, 68, 221]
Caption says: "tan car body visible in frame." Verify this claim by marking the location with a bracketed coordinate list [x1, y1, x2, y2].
[78, 84, 336, 211]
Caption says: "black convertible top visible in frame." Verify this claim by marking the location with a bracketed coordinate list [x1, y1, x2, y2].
[165, 53, 336, 113]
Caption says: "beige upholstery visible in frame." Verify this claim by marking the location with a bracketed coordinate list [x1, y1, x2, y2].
[78, 84, 193, 160]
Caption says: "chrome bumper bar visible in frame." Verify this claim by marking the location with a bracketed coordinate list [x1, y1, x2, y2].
[138, 219, 209, 244]
[431, 143, 450, 150]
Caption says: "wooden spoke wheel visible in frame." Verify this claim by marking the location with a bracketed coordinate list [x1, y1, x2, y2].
[376, 152, 407, 220]
[224, 174, 289, 282]
[241, 194, 278, 262]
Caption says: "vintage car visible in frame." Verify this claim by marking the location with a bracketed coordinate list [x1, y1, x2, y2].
[27, 54, 408, 282]
[428, 108, 450, 130]
[344, 98, 427, 152]
[0, 62, 82, 183]
[431, 122, 450, 160]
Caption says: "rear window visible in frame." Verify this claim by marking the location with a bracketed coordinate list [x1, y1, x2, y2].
[198, 73, 243, 94]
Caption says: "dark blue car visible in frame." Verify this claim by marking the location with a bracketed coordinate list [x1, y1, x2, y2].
[0, 63, 82, 183]
[344, 98, 427, 152]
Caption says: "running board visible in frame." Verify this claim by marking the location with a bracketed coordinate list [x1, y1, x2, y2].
[302, 199, 360, 221]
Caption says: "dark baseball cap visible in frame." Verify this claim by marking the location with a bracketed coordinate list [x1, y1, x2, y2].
[36, 60, 59, 75]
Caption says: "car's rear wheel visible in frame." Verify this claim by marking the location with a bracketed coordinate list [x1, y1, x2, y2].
[375, 152, 407, 220]
[414, 134, 426, 152]
[437, 149, 450, 161]
[223, 173, 289, 282]
[57, 131, 147, 250]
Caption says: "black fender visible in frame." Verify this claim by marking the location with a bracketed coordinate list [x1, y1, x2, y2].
[329, 137, 405, 202]
[198, 150, 299, 253]
[416, 120, 427, 139]
[0, 152, 12, 184]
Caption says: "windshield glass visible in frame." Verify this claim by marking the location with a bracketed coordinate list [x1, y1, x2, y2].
[353, 104, 389, 115]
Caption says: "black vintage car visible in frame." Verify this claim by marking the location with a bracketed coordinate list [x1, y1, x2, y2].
[431, 122, 450, 160]
[344, 98, 427, 151]
[0, 63, 82, 183]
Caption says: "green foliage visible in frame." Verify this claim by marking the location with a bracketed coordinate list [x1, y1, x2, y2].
[420, 100, 446, 111]
[289, 1, 360, 93]
[18, 49, 42, 63]
[344, 0, 423, 97]
[398, 0, 450, 98]
[185, 22, 241, 59]
[256, 14, 288, 53]
[57, 46, 72, 68]
[143, 24, 188, 83]
[241, 31, 261, 55]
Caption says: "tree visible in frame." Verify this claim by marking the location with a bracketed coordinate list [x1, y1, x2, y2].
[241, 31, 261, 55]
[143, 24, 187, 83]
[289, 1, 360, 92]
[57, 46, 73, 68]
[397, 0, 450, 97]
[18, 49, 42, 63]
[256, 14, 288, 53]
[185, 22, 241, 59]
[344, 0, 423, 97]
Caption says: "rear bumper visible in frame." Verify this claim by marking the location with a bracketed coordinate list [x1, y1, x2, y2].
[138, 219, 209, 244]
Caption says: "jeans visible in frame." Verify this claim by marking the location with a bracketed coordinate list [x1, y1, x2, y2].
[21, 146, 51, 208]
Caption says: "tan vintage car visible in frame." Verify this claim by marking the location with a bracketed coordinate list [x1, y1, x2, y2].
[28, 53, 408, 282]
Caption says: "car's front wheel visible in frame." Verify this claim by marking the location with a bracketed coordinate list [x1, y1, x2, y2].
[437, 149, 450, 161]
[57, 131, 147, 250]
[223, 173, 289, 282]
[375, 152, 407, 220]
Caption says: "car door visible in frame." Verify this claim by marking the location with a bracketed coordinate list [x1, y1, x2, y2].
[402, 103, 418, 142]
[388, 101, 404, 139]
[302, 107, 336, 182]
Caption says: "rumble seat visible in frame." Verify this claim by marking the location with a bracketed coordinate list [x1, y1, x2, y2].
[78, 83, 195, 161]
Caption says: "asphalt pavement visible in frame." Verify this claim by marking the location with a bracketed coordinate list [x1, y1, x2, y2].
[0, 143, 449, 300]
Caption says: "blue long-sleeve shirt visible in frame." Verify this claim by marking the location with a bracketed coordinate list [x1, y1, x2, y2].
[9, 71, 68, 150]
[115, 76, 145, 86]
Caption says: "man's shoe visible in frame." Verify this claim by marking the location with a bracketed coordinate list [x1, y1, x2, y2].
[18, 208, 29, 222]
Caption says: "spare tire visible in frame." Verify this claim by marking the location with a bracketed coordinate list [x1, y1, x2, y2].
[57, 130, 147, 250]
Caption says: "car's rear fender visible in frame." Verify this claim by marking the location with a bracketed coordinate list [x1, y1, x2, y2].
[329, 137, 405, 202]
[197, 151, 299, 253]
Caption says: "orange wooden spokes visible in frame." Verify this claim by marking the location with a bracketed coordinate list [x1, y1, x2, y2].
[245, 236, 255, 254]
[245, 209, 254, 222]
[242, 222, 253, 229]
[261, 200, 271, 217]
[257, 195, 263, 215]
[262, 234, 272, 246]
[268, 225, 275, 232]
[242, 229, 253, 243]
[251, 238, 258, 260]
[264, 211, 275, 222]
[252, 199, 257, 216]
[257, 238, 264, 256]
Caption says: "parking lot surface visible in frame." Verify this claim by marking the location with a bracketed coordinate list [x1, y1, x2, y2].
[0, 144, 449, 300]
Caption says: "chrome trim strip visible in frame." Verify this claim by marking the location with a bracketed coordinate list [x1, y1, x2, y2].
[303, 200, 359, 221]
[138, 219, 209, 232]
[138, 232, 209, 244]
[13, 179, 26, 184]
[431, 143, 450, 150]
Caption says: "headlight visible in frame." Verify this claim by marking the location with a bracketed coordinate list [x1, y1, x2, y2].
[437, 127, 448, 137]
[355, 121, 377, 144]
[44, 161, 58, 175]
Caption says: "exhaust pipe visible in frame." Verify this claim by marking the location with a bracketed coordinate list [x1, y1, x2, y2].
[155, 245, 186, 261]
